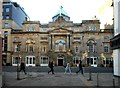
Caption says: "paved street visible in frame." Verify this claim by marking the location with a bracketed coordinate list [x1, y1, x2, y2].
[2, 72, 119, 87]
[3, 66, 113, 73]
[2, 66, 119, 87]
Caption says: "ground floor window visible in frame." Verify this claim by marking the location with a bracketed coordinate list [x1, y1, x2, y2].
[26, 56, 35, 66]
[103, 57, 113, 67]
[40, 56, 49, 66]
[2, 55, 6, 66]
[87, 57, 97, 67]
[73, 56, 80, 64]
[12, 57, 20, 66]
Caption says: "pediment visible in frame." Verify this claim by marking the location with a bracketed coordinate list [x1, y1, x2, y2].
[49, 27, 72, 34]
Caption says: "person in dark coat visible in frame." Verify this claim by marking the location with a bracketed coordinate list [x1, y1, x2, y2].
[76, 60, 83, 75]
[48, 61, 54, 74]
[19, 61, 27, 75]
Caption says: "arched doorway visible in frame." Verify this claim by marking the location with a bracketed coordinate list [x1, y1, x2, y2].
[57, 57, 64, 66]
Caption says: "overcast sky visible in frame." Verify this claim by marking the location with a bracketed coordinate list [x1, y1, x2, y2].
[12, 0, 113, 28]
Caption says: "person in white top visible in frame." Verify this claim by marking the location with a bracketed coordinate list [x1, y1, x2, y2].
[64, 62, 71, 74]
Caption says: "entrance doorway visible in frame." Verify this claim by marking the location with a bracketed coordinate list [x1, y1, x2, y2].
[57, 57, 64, 66]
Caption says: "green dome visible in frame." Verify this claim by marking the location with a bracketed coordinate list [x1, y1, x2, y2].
[55, 6, 68, 16]
[52, 6, 70, 22]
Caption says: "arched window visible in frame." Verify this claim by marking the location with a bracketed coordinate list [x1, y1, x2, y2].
[26, 39, 35, 52]
[55, 39, 66, 51]
[87, 39, 96, 52]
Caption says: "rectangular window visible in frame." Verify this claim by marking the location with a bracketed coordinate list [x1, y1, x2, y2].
[13, 57, 19, 64]
[15, 44, 20, 52]
[44, 47, 46, 52]
[89, 44, 94, 52]
[15, 45, 17, 52]
[4, 31, 8, 51]
[4, 23, 8, 28]
[6, 15, 10, 19]
[2, 8, 4, 13]
[6, 7, 10, 12]
[41, 57, 48, 64]
[75, 46, 79, 53]
[2, 16, 4, 20]
[26, 57, 28, 64]
[73, 56, 80, 64]
[26, 45, 28, 52]
[33, 57, 35, 64]
[29, 45, 33, 52]
[104, 45, 109, 52]
[42, 46, 46, 52]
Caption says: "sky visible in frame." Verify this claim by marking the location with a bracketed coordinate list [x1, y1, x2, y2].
[12, 0, 113, 28]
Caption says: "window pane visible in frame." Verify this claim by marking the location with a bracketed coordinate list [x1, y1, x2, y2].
[13, 57, 18, 64]
[27, 57, 28, 64]
[29, 45, 33, 52]
[41, 57, 48, 64]
[104, 45, 109, 52]
[4, 23, 8, 28]
[91, 58, 93, 64]
[6, 7, 10, 12]
[33, 57, 35, 64]
[6, 15, 10, 19]
[30, 57, 32, 64]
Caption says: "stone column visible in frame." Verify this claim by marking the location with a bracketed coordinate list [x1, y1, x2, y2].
[69, 35, 71, 49]
[48, 35, 51, 50]
[67, 35, 69, 49]
[52, 35, 54, 49]
[51, 35, 52, 49]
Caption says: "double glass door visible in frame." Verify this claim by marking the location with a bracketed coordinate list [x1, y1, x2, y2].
[26, 56, 35, 66]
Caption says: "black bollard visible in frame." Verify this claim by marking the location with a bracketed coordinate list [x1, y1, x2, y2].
[2, 71, 6, 86]
[113, 77, 115, 88]
[97, 73, 99, 87]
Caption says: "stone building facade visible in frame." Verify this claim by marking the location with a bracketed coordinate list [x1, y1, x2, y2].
[2, 7, 113, 67]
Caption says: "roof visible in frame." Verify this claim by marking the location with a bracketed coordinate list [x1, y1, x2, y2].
[55, 6, 68, 17]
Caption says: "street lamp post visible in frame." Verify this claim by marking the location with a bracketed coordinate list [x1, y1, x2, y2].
[17, 43, 21, 80]
[87, 42, 92, 81]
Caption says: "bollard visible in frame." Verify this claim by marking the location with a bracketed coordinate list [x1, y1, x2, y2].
[97, 73, 99, 87]
[113, 77, 115, 88]
[17, 63, 20, 80]
[2, 71, 6, 86]
[87, 66, 92, 81]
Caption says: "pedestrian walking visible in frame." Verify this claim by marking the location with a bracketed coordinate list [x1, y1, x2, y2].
[64, 62, 71, 74]
[76, 60, 83, 75]
[48, 61, 54, 74]
[19, 61, 27, 75]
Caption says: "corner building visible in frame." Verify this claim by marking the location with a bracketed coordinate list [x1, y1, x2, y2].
[3, 7, 113, 67]
[1, 0, 29, 66]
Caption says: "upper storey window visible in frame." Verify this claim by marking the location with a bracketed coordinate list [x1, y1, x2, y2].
[4, 23, 8, 28]
[6, 7, 10, 12]
[55, 39, 66, 51]
[88, 26, 96, 31]
[26, 26, 35, 32]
